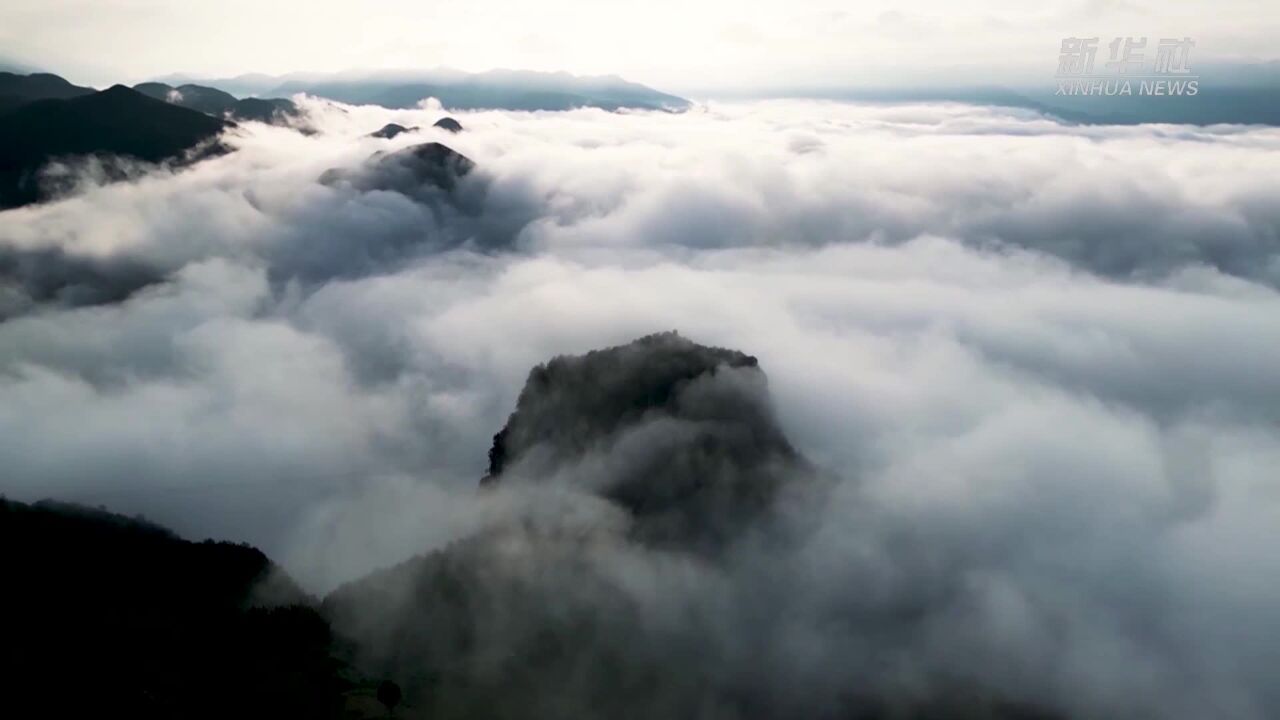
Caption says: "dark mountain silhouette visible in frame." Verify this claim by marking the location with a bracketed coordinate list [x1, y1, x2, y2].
[0, 71, 94, 115]
[433, 116, 463, 133]
[483, 331, 808, 548]
[151, 71, 339, 99]
[0, 497, 346, 719]
[0, 84, 229, 209]
[134, 81, 239, 115]
[134, 80, 304, 127]
[230, 96, 302, 124]
[320, 141, 476, 195]
[369, 122, 418, 139]
[368, 118, 459, 140]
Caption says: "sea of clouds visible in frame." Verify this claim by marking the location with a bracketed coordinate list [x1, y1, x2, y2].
[1, 97, 1279, 718]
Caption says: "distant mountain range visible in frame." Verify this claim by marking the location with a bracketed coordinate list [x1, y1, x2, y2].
[0, 55, 40, 74]
[0, 66, 689, 211]
[153, 68, 692, 112]
[133, 81, 304, 125]
[744, 62, 1280, 126]
[6, 60, 1272, 213]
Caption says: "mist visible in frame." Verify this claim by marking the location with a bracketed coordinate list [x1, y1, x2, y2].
[1, 97, 1279, 718]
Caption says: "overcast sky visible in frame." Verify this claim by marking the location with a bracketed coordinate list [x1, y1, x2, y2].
[2, 0, 1278, 91]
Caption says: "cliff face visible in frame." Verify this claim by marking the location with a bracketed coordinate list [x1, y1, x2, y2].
[324, 333, 817, 718]
[484, 331, 807, 548]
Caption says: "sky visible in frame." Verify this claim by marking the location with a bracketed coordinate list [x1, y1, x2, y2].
[3, 0, 1279, 92]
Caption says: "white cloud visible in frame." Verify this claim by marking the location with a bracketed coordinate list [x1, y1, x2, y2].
[1, 99, 1279, 717]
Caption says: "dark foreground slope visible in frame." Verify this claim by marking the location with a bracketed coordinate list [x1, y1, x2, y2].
[0, 498, 345, 719]
[0, 85, 229, 209]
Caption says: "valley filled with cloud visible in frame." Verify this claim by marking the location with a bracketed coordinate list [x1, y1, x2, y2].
[2, 98, 1280, 718]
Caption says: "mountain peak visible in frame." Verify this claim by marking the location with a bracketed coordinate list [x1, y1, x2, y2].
[483, 332, 806, 548]
[433, 116, 463, 133]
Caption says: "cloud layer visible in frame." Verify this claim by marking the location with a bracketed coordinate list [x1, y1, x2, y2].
[1, 98, 1279, 718]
